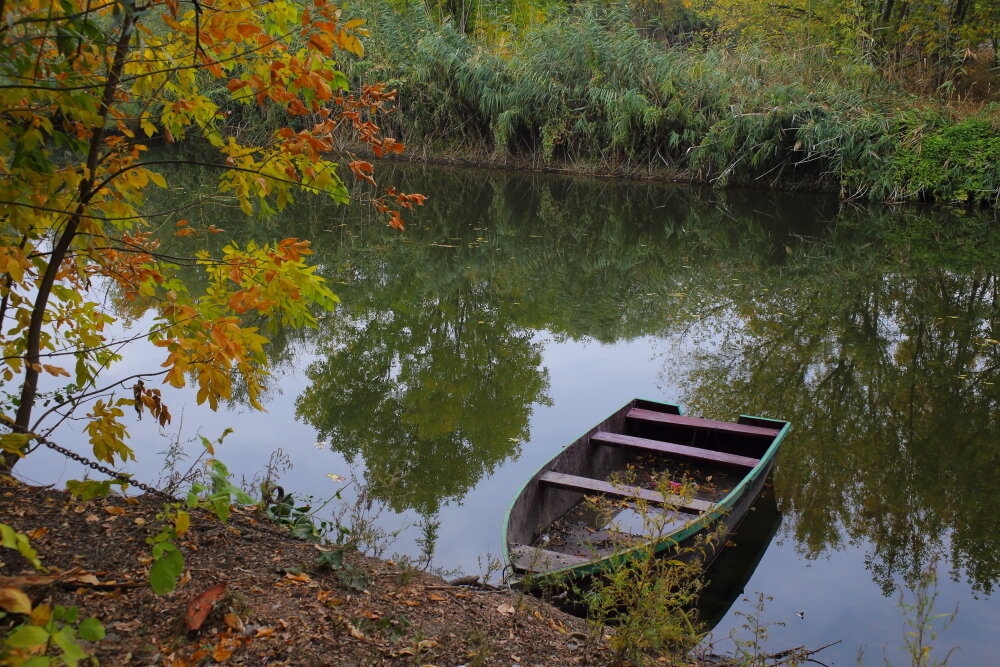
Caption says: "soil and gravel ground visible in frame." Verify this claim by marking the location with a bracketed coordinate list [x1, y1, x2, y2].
[1, 476, 640, 666]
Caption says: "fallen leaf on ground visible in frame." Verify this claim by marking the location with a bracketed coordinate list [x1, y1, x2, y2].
[427, 593, 446, 601]
[223, 613, 244, 632]
[347, 623, 366, 640]
[185, 583, 226, 631]
[254, 627, 276, 638]
[496, 603, 516, 615]
[0, 587, 31, 614]
[212, 645, 233, 662]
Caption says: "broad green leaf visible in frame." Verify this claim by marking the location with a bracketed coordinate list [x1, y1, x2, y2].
[149, 547, 184, 595]
[4, 623, 49, 648]
[77, 617, 105, 642]
[51, 626, 87, 666]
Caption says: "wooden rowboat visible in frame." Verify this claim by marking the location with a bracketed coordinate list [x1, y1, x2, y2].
[502, 398, 789, 581]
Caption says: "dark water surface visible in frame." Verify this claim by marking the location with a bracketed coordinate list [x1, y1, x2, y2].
[18, 162, 1000, 664]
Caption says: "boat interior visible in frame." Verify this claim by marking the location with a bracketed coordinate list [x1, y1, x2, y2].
[507, 399, 784, 574]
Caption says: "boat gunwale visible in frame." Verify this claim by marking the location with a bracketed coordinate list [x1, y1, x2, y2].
[501, 398, 790, 580]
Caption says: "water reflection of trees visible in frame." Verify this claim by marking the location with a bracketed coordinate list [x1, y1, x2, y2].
[150, 160, 1000, 594]
[677, 214, 1000, 594]
[294, 285, 549, 516]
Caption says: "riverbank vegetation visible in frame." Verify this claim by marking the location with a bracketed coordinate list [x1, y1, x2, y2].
[340, 0, 999, 206]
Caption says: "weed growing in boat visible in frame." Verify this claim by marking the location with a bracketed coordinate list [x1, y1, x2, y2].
[577, 470, 718, 664]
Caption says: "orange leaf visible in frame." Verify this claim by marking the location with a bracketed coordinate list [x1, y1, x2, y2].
[185, 583, 226, 631]
[255, 627, 276, 638]
[212, 646, 233, 662]
[236, 23, 260, 39]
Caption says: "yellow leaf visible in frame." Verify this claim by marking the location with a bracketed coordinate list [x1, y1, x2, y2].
[0, 433, 32, 454]
[0, 587, 32, 615]
[148, 171, 167, 188]
[29, 602, 51, 626]
[174, 510, 190, 536]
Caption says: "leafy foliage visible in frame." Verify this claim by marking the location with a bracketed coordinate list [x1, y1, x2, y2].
[145, 432, 255, 595]
[1, 528, 104, 666]
[888, 111, 1000, 203]
[0, 604, 105, 667]
[0, 0, 423, 471]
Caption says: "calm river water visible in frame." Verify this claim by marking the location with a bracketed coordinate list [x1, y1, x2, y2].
[16, 162, 1000, 664]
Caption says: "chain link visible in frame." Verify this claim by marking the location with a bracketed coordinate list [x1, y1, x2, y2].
[36, 435, 178, 502]
[33, 434, 306, 542]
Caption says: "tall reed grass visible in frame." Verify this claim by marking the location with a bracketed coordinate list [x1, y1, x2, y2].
[343, 1, 999, 207]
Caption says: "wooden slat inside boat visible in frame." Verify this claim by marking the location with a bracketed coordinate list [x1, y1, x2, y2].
[502, 398, 790, 581]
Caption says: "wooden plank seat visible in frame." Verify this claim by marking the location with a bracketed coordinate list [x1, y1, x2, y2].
[509, 544, 591, 573]
[627, 408, 780, 439]
[590, 431, 760, 468]
[538, 471, 712, 514]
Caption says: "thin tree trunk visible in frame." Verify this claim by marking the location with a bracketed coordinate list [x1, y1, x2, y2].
[2, 10, 136, 472]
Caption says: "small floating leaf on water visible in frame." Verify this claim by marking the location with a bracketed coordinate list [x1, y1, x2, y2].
[508, 437, 521, 443]
[985, 339, 999, 344]
[529, 235, 543, 238]
[326, 473, 347, 482]
[957, 375, 967, 379]
[314, 441, 329, 449]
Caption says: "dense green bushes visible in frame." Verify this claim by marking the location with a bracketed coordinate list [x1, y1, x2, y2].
[346, 1, 999, 207]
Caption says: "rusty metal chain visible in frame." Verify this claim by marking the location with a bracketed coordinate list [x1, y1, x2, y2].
[34, 434, 306, 542]
[36, 435, 179, 502]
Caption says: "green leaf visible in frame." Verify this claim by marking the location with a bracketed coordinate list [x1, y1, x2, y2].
[65, 479, 115, 501]
[77, 617, 105, 642]
[51, 626, 87, 666]
[1, 523, 44, 571]
[315, 549, 344, 571]
[211, 494, 230, 522]
[337, 565, 369, 592]
[149, 547, 184, 595]
[5, 623, 50, 648]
